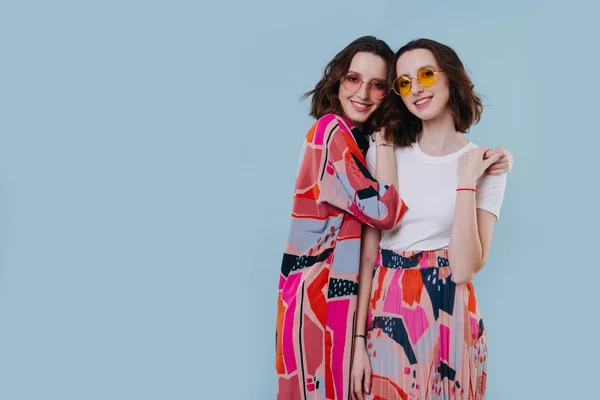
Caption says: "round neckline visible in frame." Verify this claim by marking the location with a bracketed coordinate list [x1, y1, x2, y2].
[412, 140, 475, 164]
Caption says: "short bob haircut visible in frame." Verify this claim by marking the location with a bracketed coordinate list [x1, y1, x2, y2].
[386, 38, 484, 147]
[302, 36, 395, 133]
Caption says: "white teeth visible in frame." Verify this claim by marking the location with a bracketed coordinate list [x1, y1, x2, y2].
[352, 101, 369, 109]
[416, 98, 431, 106]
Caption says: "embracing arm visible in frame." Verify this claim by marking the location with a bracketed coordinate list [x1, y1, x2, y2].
[317, 116, 405, 229]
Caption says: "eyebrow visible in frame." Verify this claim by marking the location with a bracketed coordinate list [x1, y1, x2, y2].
[397, 65, 438, 77]
[347, 70, 386, 81]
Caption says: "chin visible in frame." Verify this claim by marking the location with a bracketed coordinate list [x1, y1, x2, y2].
[342, 107, 372, 125]
[349, 114, 370, 124]
[412, 107, 439, 121]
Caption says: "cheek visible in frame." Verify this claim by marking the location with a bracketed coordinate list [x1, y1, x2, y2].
[436, 80, 451, 99]
[337, 86, 344, 103]
[435, 87, 451, 108]
[371, 97, 383, 111]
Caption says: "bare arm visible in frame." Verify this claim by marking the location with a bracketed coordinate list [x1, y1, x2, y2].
[449, 199, 498, 283]
[350, 225, 380, 399]
[353, 130, 395, 334]
[355, 225, 380, 337]
[449, 147, 502, 283]
[372, 130, 398, 204]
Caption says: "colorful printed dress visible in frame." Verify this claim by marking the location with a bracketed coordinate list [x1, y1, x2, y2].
[276, 114, 406, 400]
[366, 249, 489, 400]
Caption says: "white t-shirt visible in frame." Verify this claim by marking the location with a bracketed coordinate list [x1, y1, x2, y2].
[366, 140, 506, 252]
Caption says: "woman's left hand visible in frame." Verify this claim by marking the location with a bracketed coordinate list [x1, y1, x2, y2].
[371, 129, 393, 146]
[484, 147, 513, 175]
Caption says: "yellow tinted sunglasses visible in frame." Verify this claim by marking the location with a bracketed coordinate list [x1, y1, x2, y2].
[392, 67, 443, 97]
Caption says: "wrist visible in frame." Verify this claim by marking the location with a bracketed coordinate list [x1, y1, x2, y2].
[457, 176, 476, 188]
[373, 132, 392, 146]
[375, 142, 393, 149]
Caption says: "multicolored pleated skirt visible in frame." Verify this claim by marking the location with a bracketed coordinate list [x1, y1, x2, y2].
[366, 249, 487, 400]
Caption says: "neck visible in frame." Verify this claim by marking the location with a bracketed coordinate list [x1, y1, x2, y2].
[418, 107, 468, 156]
[340, 113, 360, 129]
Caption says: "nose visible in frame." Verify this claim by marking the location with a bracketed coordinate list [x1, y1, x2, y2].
[411, 77, 424, 95]
[357, 81, 370, 100]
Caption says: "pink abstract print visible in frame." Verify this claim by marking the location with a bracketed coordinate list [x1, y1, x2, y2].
[366, 249, 487, 400]
[276, 114, 406, 400]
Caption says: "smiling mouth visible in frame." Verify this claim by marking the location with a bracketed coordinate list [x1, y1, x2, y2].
[414, 97, 432, 107]
[350, 100, 372, 112]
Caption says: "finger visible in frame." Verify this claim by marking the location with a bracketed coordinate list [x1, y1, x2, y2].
[477, 146, 490, 157]
[491, 163, 509, 171]
[350, 378, 356, 400]
[506, 151, 514, 170]
[486, 164, 504, 172]
[359, 371, 367, 400]
[487, 160, 504, 167]
[355, 380, 364, 400]
[364, 367, 372, 395]
[352, 375, 363, 400]
[487, 147, 505, 156]
[486, 165, 508, 175]
[488, 158, 508, 169]
[483, 152, 505, 161]
[492, 164, 508, 174]
[483, 147, 504, 159]
[487, 160, 509, 171]
[483, 153, 502, 169]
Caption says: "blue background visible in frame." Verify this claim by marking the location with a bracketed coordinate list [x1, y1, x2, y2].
[1, 0, 598, 399]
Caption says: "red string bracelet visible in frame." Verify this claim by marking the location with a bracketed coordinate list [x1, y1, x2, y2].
[456, 188, 476, 192]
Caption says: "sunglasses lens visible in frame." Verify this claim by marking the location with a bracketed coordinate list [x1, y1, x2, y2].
[417, 68, 436, 87]
[342, 74, 361, 93]
[370, 81, 389, 99]
[393, 77, 411, 96]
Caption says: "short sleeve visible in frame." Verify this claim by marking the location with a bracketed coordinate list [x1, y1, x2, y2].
[365, 138, 377, 176]
[476, 172, 507, 219]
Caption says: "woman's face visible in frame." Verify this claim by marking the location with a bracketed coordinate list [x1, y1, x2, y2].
[395, 48, 450, 122]
[337, 51, 388, 125]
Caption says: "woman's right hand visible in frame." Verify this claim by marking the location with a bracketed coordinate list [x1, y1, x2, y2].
[351, 339, 372, 400]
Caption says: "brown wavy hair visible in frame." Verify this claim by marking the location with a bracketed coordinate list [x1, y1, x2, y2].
[302, 36, 395, 133]
[385, 38, 484, 147]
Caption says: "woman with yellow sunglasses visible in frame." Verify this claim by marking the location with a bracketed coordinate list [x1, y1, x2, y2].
[351, 39, 509, 399]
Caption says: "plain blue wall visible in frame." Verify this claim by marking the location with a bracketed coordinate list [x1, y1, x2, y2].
[1, 1, 598, 399]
